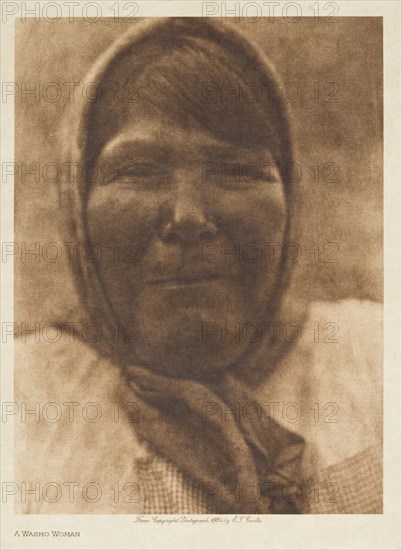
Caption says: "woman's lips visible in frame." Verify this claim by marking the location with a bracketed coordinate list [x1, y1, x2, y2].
[145, 273, 224, 287]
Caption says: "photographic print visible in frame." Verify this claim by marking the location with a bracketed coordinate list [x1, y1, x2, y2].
[1, 2, 400, 549]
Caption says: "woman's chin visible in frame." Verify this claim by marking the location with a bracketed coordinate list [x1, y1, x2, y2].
[133, 311, 249, 377]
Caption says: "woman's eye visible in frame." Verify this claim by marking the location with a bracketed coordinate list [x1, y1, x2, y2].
[103, 163, 169, 187]
[208, 162, 279, 189]
[239, 163, 279, 184]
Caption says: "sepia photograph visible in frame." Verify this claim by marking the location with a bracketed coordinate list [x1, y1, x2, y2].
[1, 3, 401, 549]
[10, 14, 384, 515]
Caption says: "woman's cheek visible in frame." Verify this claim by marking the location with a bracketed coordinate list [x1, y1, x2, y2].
[210, 188, 287, 314]
[86, 187, 160, 323]
[87, 187, 159, 258]
[211, 186, 287, 247]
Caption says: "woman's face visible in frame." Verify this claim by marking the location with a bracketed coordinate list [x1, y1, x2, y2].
[87, 95, 287, 376]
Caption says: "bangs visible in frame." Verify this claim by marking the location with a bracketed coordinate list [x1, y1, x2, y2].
[87, 35, 285, 162]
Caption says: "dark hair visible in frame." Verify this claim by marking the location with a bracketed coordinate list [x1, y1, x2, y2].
[87, 35, 286, 167]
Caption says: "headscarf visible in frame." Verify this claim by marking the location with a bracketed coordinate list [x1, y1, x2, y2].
[59, 18, 306, 513]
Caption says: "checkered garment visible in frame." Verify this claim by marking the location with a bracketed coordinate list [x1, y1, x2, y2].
[135, 444, 382, 514]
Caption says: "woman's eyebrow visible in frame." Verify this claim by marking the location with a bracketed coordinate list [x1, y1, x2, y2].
[194, 134, 272, 157]
[96, 132, 272, 165]
[97, 135, 171, 165]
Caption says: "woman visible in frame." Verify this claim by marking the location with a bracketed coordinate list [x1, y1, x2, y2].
[15, 18, 382, 514]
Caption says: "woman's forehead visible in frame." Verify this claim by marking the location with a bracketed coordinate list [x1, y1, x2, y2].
[96, 120, 275, 165]
[88, 101, 275, 168]
[88, 82, 275, 164]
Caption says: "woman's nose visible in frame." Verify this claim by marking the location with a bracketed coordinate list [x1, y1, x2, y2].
[161, 177, 217, 245]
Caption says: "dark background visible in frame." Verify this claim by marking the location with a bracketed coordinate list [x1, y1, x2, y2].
[14, 17, 383, 325]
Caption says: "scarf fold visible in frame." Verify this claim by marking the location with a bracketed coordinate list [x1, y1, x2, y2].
[124, 364, 305, 514]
